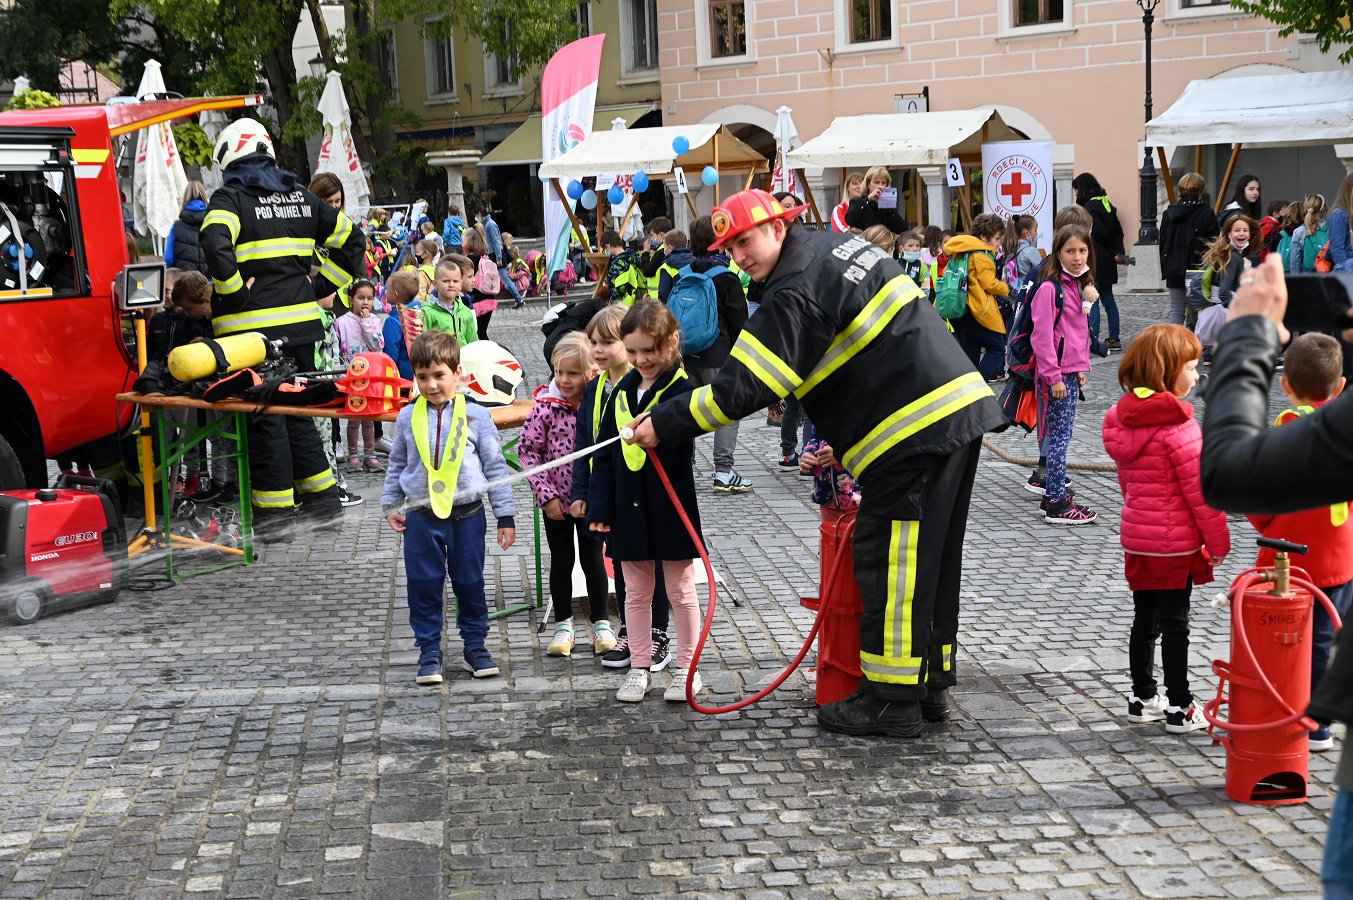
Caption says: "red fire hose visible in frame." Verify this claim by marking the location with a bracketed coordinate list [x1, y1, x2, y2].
[643, 443, 854, 714]
[1203, 567, 1344, 734]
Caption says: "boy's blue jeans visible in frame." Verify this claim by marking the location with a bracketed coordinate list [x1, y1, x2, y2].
[1087, 281, 1121, 341]
[1314, 581, 1353, 691]
[404, 507, 489, 658]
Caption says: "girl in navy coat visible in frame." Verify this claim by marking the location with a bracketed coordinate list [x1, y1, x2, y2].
[589, 300, 705, 704]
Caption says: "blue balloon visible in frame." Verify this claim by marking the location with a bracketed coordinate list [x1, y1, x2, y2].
[632, 171, 649, 193]
[672, 135, 690, 155]
[607, 184, 626, 206]
[701, 166, 720, 187]
[580, 189, 598, 210]
[566, 179, 584, 200]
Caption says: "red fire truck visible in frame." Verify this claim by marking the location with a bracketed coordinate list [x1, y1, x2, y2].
[0, 96, 260, 489]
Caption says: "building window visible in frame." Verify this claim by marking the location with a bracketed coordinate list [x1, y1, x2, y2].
[485, 23, 519, 92]
[710, 0, 746, 57]
[424, 21, 455, 97]
[623, 0, 659, 72]
[851, 0, 891, 42]
[1180, 0, 1227, 6]
[574, 2, 592, 37]
[1016, 0, 1064, 25]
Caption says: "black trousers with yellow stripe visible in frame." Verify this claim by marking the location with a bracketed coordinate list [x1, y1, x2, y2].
[852, 439, 981, 703]
[247, 343, 340, 514]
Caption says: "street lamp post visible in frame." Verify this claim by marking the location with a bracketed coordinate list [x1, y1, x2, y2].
[1137, 0, 1161, 244]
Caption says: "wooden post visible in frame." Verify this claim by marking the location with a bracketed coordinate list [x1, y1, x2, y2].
[550, 178, 592, 252]
[1215, 143, 1242, 215]
[798, 171, 826, 228]
[1157, 147, 1176, 205]
[617, 193, 640, 238]
[713, 127, 721, 205]
[1193, 145, 1202, 177]
[745, 165, 757, 191]
[958, 182, 974, 231]
[684, 191, 698, 219]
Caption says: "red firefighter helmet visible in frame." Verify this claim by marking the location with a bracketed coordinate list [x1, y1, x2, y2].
[708, 189, 808, 249]
[335, 352, 411, 416]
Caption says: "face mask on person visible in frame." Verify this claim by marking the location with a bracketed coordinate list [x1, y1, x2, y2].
[1231, 237, 1250, 251]
[1065, 263, 1090, 277]
[902, 250, 922, 262]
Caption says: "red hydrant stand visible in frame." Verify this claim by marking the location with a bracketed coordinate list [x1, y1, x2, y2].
[1205, 565, 1343, 806]
[799, 508, 862, 706]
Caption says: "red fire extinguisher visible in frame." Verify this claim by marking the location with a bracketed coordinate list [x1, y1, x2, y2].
[1204, 537, 1344, 806]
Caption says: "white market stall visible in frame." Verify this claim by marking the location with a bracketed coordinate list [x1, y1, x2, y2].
[785, 107, 1024, 229]
[537, 123, 768, 254]
[1146, 69, 1353, 213]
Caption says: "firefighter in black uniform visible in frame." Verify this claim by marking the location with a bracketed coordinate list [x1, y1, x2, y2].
[630, 189, 1005, 736]
[200, 118, 365, 540]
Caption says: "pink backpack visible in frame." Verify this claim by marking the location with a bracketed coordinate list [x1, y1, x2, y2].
[473, 255, 501, 295]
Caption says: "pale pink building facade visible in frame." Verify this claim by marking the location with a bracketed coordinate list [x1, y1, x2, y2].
[656, 0, 1350, 278]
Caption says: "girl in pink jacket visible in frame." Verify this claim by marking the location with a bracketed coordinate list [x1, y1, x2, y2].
[518, 332, 614, 658]
[1102, 324, 1231, 735]
[1032, 225, 1096, 524]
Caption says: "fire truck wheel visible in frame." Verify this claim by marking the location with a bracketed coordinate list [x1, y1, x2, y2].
[5, 578, 50, 625]
[0, 435, 23, 490]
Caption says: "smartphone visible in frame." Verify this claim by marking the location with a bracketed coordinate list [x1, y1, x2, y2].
[1284, 273, 1353, 332]
[878, 187, 898, 210]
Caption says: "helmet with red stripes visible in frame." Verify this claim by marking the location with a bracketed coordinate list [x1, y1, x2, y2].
[709, 189, 807, 249]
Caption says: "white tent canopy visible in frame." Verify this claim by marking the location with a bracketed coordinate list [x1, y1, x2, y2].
[1146, 69, 1353, 148]
[537, 123, 767, 179]
[786, 108, 1023, 169]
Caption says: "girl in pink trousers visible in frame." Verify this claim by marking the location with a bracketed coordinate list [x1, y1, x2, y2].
[1102, 324, 1230, 735]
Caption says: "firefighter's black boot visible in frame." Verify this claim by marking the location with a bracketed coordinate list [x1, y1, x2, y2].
[921, 686, 951, 723]
[254, 506, 300, 543]
[817, 690, 924, 738]
[298, 487, 344, 533]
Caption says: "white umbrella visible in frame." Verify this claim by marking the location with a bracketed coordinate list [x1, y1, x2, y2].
[772, 105, 799, 196]
[131, 60, 189, 245]
[314, 71, 370, 221]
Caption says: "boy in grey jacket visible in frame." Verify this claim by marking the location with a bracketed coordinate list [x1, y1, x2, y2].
[382, 332, 517, 684]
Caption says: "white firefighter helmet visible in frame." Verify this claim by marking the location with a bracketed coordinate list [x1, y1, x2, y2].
[459, 340, 523, 406]
[214, 118, 275, 170]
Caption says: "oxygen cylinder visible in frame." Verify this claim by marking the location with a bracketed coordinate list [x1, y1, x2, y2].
[167, 333, 270, 382]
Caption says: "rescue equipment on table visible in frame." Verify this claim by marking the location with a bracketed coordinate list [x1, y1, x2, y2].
[335, 351, 411, 416]
[0, 171, 72, 293]
[168, 332, 272, 382]
[459, 340, 523, 406]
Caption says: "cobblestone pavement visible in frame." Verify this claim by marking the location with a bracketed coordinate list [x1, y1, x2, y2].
[0, 290, 1340, 899]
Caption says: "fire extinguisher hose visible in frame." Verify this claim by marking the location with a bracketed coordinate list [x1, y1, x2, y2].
[1203, 571, 1345, 733]
[642, 442, 854, 714]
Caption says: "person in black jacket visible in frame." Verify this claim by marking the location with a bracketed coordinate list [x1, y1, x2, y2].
[1160, 172, 1220, 327]
[1073, 173, 1126, 348]
[680, 215, 751, 493]
[845, 166, 908, 234]
[631, 189, 1004, 736]
[200, 118, 365, 540]
[1199, 253, 1353, 898]
[164, 181, 210, 275]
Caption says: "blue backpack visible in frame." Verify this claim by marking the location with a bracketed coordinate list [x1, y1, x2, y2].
[666, 264, 727, 355]
[1005, 278, 1065, 379]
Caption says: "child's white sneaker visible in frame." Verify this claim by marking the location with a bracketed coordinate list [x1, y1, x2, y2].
[546, 623, 575, 657]
[1165, 702, 1208, 733]
[616, 669, 650, 703]
[1126, 693, 1168, 723]
[664, 668, 703, 702]
[591, 620, 617, 654]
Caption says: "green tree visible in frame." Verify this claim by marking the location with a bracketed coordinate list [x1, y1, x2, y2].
[0, 0, 139, 91]
[1230, 0, 1353, 62]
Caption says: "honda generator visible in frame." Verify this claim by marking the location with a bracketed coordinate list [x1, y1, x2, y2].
[0, 475, 127, 624]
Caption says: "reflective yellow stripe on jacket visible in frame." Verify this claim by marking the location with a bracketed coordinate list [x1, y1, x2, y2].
[213, 270, 245, 296]
[729, 332, 800, 399]
[235, 237, 317, 263]
[202, 209, 241, 243]
[798, 275, 922, 396]
[214, 300, 322, 335]
[687, 385, 733, 432]
[841, 372, 992, 476]
[324, 212, 355, 250]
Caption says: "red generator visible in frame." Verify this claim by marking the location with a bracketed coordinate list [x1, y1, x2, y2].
[0, 475, 127, 624]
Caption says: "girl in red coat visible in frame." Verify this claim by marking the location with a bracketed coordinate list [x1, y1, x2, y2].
[1102, 324, 1231, 734]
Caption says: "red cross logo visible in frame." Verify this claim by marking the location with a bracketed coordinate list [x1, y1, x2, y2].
[1001, 172, 1033, 207]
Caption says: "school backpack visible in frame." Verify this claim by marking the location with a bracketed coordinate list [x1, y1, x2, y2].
[1315, 241, 1334, 273]
[999, 253, 1020, 287]
[1275, 229, 1294, 272]
[933, 252, 971, 319]
[665, 264, 727, 355]
[473, 255, 501, 295]
[551, 259, 579, 294]
[1303, 226, 1330, 271]
[1184, 267, 1216, 310]
[1005, 278, 1065, 378]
